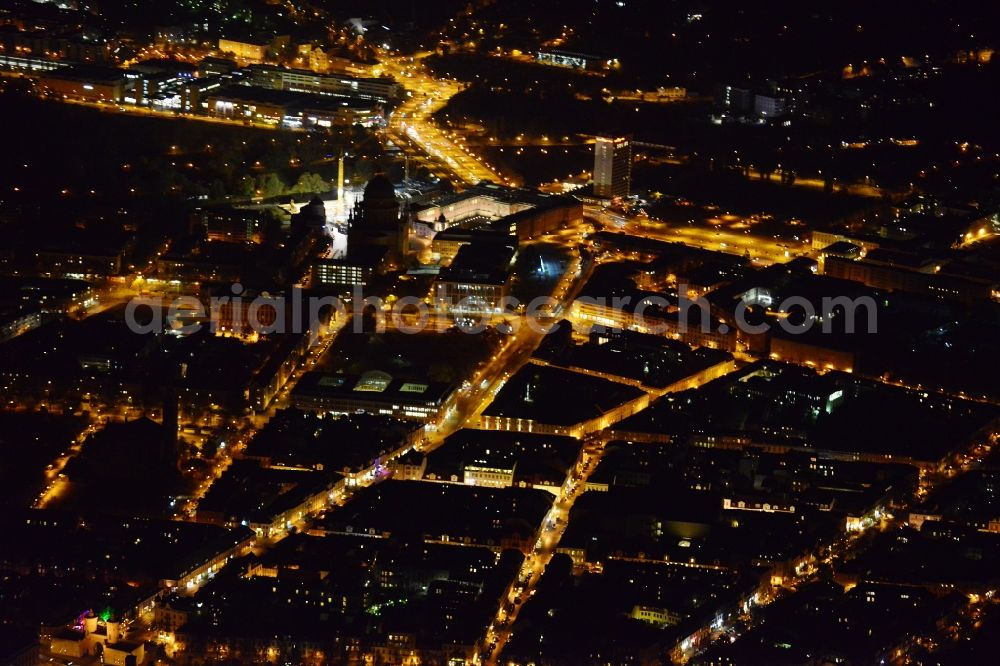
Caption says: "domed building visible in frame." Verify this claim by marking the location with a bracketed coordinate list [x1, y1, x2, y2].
[290, 195, 327, 236]
[348, 171, 407, 262]
[301, 195, 328, 219]
[361, 173, 399, 223]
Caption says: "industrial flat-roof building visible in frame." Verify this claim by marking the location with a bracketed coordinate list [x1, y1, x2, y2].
[291, 371, 453, 422]
[242, 64, 402, 104]
[206, 84, 380, 128]
[37, 65, 129, 103]
[434, 241, 517, 315]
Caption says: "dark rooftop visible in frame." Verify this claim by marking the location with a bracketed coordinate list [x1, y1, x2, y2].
[482, 363, 646, 426]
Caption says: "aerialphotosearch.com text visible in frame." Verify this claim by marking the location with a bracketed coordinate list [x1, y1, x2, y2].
[124, 283, 879, 341]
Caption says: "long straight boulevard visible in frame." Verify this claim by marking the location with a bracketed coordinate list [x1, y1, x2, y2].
[476, 435, 606, 665]
[378, 50, 506, 186]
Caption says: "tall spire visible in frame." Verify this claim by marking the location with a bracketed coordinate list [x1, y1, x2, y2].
[337, 149, 345, 204]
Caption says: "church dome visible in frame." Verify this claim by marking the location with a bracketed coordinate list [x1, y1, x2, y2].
[363, 173, 397, 203]
[302, 196, 326, 216]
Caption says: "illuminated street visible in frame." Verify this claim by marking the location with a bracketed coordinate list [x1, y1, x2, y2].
[586, 204, 812, 266]
[477, 435, 607, 666]
[4, 3, 1000, 665]
[377, 51, 508, 185]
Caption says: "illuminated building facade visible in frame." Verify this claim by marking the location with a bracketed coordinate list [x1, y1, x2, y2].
[311, 259, 372, 288]
[593, 135, 632, 198]
[291, 371, 453, 422]
[36, 248, 124, 278]
[411, 182, 583, 242]
[825, 255, 998, 306]
[536, 49, 603, 70]
[464, 459, 516, 488]
[198, 208, 264, 244]
[217, 36, 289, 63]
[37, 65, 128, 103]
[205, 85, 379, 128]
[630, 605, 681, 627]
[243, 64, 401, 103]
[434, 242, 516, 314]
